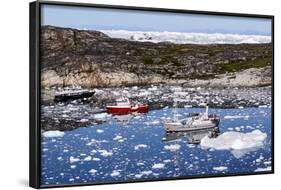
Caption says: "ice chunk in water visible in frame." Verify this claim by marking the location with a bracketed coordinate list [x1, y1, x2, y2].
[152, 163, 165, 169]
[200, 130, 267, 151]
[96, 129, 104, 133]
[89, 169, 98, 174]
[134, 144, 148, 150]
[98, 150, 113, 157]
[94, 113, 111, 121]
[254, 166, 271, 172]
[69, 156, 80, 163]
[110, 170, 120, 177]
[43, 130, 65, 138]
[213, 166, 228, 171]
[164, 144, 181, 152]
[84, 156, 92, 161]
[224, 115, 249, 119]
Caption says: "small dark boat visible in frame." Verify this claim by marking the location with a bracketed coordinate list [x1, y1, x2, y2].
[54, 89, 95, 103]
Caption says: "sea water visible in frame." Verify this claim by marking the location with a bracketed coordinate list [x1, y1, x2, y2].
[41, 107, 272, 186]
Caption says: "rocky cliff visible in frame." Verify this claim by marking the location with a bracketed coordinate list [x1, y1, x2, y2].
[41, 26, 272, 88]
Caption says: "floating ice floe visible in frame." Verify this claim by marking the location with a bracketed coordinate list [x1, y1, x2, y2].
[254, 166, 271, 172]
[163, 159, 172, 163]
[79, 118, 88, 122]
[152, 163, 165, 169]
[42, 130, 65, 138]
[264, 160, 271, 165]
[224, 115, 249, 119]
[89, 169, 98, 174]
[98, 150, 113, 157]
[134, 144, 148, 150]
[164, 144, 181, 152]
[113, 135, 123, 141]
[84, 156, 92, 161]
[93, 113, 111, 121]
[134, 170, 153, 178]
[110, 170, 121, 177]
[96, 129, 104, 133]
[231, 147, 261, 159]
[92, 157, 101, 161]
[113, 114, 133, 122]
[69, 156, 80, 163]
[213, 166, 228, 171]
[144, 120, 160, 125]
[200, 130, 267, 151]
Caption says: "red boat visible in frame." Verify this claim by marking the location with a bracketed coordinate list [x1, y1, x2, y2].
[106, 98, 148, 115]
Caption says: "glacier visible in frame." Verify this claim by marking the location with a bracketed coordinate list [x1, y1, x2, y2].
[101, 30, 271, 44]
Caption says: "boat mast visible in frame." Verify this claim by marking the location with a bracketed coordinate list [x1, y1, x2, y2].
[173, 99, 179, 121]
[205, 104, 209, 119]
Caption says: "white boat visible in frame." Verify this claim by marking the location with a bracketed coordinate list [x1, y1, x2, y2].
[163, 105, 220, 132]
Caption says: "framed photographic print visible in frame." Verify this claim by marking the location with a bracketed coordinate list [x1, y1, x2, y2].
[29, 0, 274, 188]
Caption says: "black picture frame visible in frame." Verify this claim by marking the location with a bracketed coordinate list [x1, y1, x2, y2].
[30, 0, 274, 188]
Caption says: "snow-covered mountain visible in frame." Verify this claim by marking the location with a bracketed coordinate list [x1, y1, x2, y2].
[101, 30, 271, 44]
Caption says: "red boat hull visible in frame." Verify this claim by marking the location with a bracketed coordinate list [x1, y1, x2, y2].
[106, 105, 148, 115]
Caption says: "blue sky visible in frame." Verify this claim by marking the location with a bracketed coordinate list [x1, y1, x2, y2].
[41, 4, 271, 35]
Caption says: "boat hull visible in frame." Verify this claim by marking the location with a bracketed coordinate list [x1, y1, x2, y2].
[106, 105, 148, 115]
[163, 119, 219, 132]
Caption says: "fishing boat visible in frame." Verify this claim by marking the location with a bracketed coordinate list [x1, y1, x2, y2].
[106, 97, 148, 115]
[163, 105, 220, 132]
[54, 89, 95, 102]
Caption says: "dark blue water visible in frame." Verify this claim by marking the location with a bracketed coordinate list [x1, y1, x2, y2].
[41, 107, 272, 186]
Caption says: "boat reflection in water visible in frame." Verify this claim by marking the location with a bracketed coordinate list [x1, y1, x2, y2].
[162, 127, 220, 144]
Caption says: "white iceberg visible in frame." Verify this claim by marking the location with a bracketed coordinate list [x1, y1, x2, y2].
[164, 144, 181, 152]
[98, 150, 113, 157]
[43, 130, 65, 138]
[92, 157, 101, 161]
[110, 170, 120, 177]
[213, 166, 228, 171]
[69, 156, 80, 163]
[93, 113, 111, 121]
[134, 144, 148, 150]
[224, 115, 250, 119]
[96, 129, 104, 133]
[113, 135, 123, 141]
[134, 170, 153, 178]
[89, 169, 98, 174]
[231, 147, 261, 159]
[254, 166, 271, 172]
[152, 163, 165, 169]
[84, 156, 92, 161]
[200, 130, 267, 151]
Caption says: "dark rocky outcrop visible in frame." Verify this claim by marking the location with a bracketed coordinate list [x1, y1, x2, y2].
[41, 26, 272, 88]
